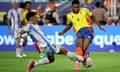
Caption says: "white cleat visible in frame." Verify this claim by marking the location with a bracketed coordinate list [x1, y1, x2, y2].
[83, 57, 92, 68]
[16, 55, 23, 58]
[22, 53, 27, 57]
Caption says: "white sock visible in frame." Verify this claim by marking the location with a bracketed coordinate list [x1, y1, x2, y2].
[21, 46, 27, 56]
[16, 48, 21, 56]
[67, 51, 84, 62]
[34, 57, 50, 66]
[21, 47, 24, 54]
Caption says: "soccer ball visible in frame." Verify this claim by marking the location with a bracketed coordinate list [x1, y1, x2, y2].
[84, 57, 93, 68]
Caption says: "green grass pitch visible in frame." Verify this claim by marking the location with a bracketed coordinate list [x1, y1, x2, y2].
[0, 51, 120, 72]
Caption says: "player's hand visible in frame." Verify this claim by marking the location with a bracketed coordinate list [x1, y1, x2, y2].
[99, 26, 106, 32]
[58, 32, 64, 36]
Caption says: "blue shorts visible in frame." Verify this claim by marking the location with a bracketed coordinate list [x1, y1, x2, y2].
[76, 27, 94, 41]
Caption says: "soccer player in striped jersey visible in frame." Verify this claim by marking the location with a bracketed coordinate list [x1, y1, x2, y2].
[20, 12, 90, 72]
[21, 1, 40, 54]
[7, 1, 27, 58]
[58, 0, 105, 70]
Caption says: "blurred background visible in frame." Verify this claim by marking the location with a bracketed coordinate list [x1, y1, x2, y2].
[0, 0, 120, 52]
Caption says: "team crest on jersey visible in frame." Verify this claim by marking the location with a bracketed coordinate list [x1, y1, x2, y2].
[79, 12, 82, 14]
[77, 18, 80, 21]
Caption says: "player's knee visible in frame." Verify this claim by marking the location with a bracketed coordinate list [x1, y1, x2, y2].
[59, 48, 68, 55]
[48, 55, 55, 63]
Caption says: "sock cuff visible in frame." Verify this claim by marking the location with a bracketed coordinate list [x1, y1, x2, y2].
[76, 47, 83, 56]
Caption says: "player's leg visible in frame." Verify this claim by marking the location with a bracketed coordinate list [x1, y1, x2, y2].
[33, 41, 41, 54]
[81, 38, 91, 65]
[26, 40, 56, 72]
[45, 43, 84, 63]
[58, 47, 84, 62]
[26, 54, 55, 72]
[21, 34, 27, 57]
[37, 44, 84, 62]
[76, 38, 83, 56]
[16, 37, 23, 58]
[82, 38, 91, 57]
[75, 28, 86, 70]
[37, 43, 84, 62]
[25, 43, 84, 72]
[75, 38, 84, 70]
[15, 30, 23, 58]
[81, 27, 93, 67]
[82, 27, 93, 58]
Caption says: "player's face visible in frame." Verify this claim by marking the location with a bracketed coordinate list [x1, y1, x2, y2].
[72, 4, 80, 13]
[33, 15, 39, 24]
[26, 3, 32, 11]
[12, 1, 18, 9]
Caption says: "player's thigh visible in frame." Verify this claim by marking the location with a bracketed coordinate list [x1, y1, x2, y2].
[83, 38, 91, 50]
[76, 38, 83, 48]
[15, 37, 21, 47]
[82, 27, 93, 50]
[14, 31, 20, 44]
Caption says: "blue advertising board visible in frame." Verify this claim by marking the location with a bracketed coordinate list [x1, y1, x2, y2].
[0, 25, 120, 51]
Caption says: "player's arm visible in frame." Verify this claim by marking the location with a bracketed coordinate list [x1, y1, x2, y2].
[91, 15, 106, 32]
[7, 18, 11, 34]
[7, 10, 12, 34]
[86, 8, 105, 32]
[58, 14, 72, 35]
[58, 24, 72, 35]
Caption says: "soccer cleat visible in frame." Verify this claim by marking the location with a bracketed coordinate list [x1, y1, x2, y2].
[22, 53, 27, 57]
[83, 52, 90, 61]
[82, 52, 92, 68]
[75, 61, 80, 70]
[85, 57, 92, 67]
[16, 55, 23, 58]
[26, 60, 35, 72]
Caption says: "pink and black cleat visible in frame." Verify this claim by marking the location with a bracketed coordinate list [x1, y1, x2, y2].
[75, 61, 80, 70]
[26, 60, 35, 72]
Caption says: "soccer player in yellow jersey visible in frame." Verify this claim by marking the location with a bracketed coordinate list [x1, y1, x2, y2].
[58, 0, 105, 70]
[21, 1, 36, 24]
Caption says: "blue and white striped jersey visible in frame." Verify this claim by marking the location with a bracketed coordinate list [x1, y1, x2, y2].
[8, 8, 22, 31]
[25, 24, 56, 53]
[25, 24, 47, 44]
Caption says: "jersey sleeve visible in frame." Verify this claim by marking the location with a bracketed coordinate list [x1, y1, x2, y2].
[85, 8, 92, 17]
[23, 24, 30, 32]
[66, 14, 72, 24]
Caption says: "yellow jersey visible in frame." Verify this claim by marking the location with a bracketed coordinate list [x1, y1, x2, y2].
[21, 9, 36, 23]
[67, 8, 92, 33]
